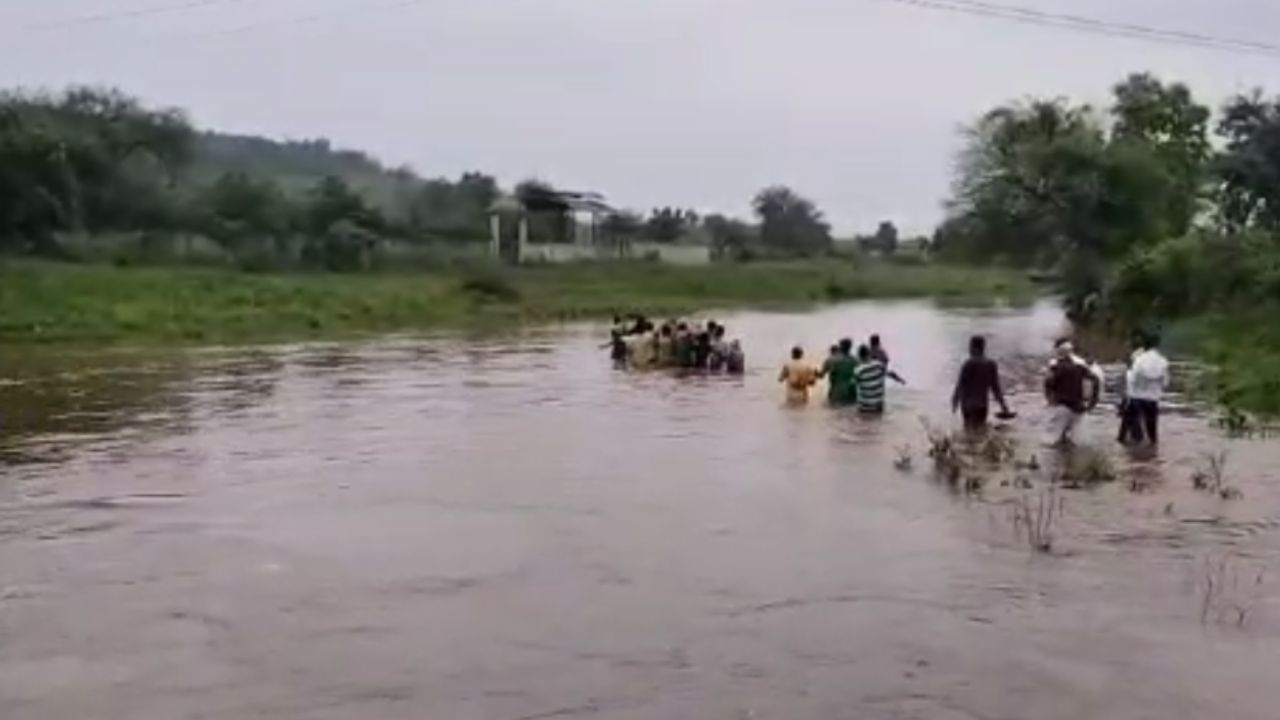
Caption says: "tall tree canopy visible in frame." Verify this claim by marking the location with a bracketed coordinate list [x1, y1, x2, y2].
[752, 186, 831, 255]
[0, 86, 195, 251]
[1215, 91, 1280, 233]
[1110, 73, 1211, 236]
[945, 97, 1173, 268]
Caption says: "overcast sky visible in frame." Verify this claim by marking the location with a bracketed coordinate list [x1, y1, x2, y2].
[3, 0, 1279, 235]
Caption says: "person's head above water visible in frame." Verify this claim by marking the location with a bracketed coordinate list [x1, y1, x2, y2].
[970, 335, 987, 357]
[839, 338, 853, 355]
[791, 346, 804, 360]
[870, 334, 882, 348]
[858, 345, 872, 362]
[1054, 338, 1074, 359]
[1141, 331, 1161, 350]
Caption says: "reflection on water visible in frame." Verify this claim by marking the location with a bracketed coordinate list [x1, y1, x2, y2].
[3, 300, 1280, 720]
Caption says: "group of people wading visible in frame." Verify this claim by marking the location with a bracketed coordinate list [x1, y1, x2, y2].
[607, 315, 746, 374]
[779, 330, 1170, 449]
[779, 335, 904, 413]
[607, 317, 1170, 450]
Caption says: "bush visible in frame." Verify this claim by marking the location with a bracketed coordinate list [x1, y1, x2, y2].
[459, 269, 520, 302]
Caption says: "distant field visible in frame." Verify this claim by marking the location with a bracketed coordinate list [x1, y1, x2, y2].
[0, 259, 1033, 345]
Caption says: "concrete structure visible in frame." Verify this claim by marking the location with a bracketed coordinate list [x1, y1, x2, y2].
[489, 189, 710, 265]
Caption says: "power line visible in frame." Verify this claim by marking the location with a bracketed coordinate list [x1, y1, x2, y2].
[23, 0, 254, 31]
[163, 0, 429, 41]
[875, 0, 1280, 59]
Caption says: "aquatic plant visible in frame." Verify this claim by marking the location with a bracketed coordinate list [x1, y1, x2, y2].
[1190, 451, 1240, 499]
[1010, 487, 1062, 554]
[1216, 406, 1254, 438]
[1198, 554, 1266, 628]
[1058, 448, 1117, 488]
[893, 445, 914, 472]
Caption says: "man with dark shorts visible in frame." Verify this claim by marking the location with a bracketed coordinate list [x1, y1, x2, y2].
[952, 335, 1011, 429]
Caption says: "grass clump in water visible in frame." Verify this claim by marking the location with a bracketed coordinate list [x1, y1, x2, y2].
[1010, 488, 1062, 554]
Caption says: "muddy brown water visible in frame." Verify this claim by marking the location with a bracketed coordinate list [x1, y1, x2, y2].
[3, 300, 1280, 720]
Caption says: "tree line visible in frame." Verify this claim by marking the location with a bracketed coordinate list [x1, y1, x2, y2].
[0, 86, 884, 271]
[937, 71, 1280, 330]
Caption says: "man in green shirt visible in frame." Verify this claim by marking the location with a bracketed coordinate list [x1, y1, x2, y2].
[824, 338, 858, 406]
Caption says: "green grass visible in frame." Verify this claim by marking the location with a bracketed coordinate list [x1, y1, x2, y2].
[0, 259, 1033, 345]
[1164, 308, 1280, 417]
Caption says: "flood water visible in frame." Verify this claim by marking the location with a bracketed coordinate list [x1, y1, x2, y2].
[3, 300, 1280, 720]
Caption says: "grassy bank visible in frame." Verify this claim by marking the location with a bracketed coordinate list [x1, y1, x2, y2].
[0, 260, 1032, 345]
[1161, 309, 1280, 418]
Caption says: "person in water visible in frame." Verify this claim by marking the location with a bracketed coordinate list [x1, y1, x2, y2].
[853, 344, 905, 413]
[725, 339, 745, 375]
[1122, 330, 1170, 446]
[869, 334, 890, 365]
[824, 339, 859, 406]
[779, 346, 818, 404]
[628, 327, 657, 369]
[951, 335, 1011, 429]
[608, 330, 628, 367]
[693, 327, 713, 369]
[673, 323, 693, 368]
[819, 344, 841, 378]
[708, 325, 728, 371]
[1044, 340, 1101, 447]
[656, 324, 675, 367]
[1116, 331, 1145, 445]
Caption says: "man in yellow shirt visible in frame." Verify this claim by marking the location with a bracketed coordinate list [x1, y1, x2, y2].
[779, 346, 818, 405]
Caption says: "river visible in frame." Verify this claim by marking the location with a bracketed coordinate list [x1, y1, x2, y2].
[2, 300, 1279, 719]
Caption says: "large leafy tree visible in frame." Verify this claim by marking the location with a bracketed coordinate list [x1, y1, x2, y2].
[1215, 91, 1280, 233]
[702, 213, 756, 258]
[1110, 73, 1211, 236]
[752, 186, 831, 255]
[947, 97, 1172, 267]
[0, 87, 194, 250]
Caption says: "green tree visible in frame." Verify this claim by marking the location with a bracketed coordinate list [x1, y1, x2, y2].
[1110, 73, 1211, 236]
[1215, 91, 1280, 233]
[642, 207, 698, 243]
[202, 172, 293, 239]
[702, 213, 756, 259]
[752, 186, 831, 255]
[948, 98, 1171, 266]
[306, 175, 380, 234]
[872, 221, 899, 254]
[0, 87, 195, 251]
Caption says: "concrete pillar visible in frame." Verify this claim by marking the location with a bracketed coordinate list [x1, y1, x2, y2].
[489, 214, 501, 259]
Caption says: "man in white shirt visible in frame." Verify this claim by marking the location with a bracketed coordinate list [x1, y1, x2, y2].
[1124, 332, 1170, 445]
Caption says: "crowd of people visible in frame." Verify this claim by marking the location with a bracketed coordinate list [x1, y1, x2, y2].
[778, 334, 905, 413]
[607, 315, 746, 374]
[607, 314, 1172, 451]
[955, 331, 1169, 448]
